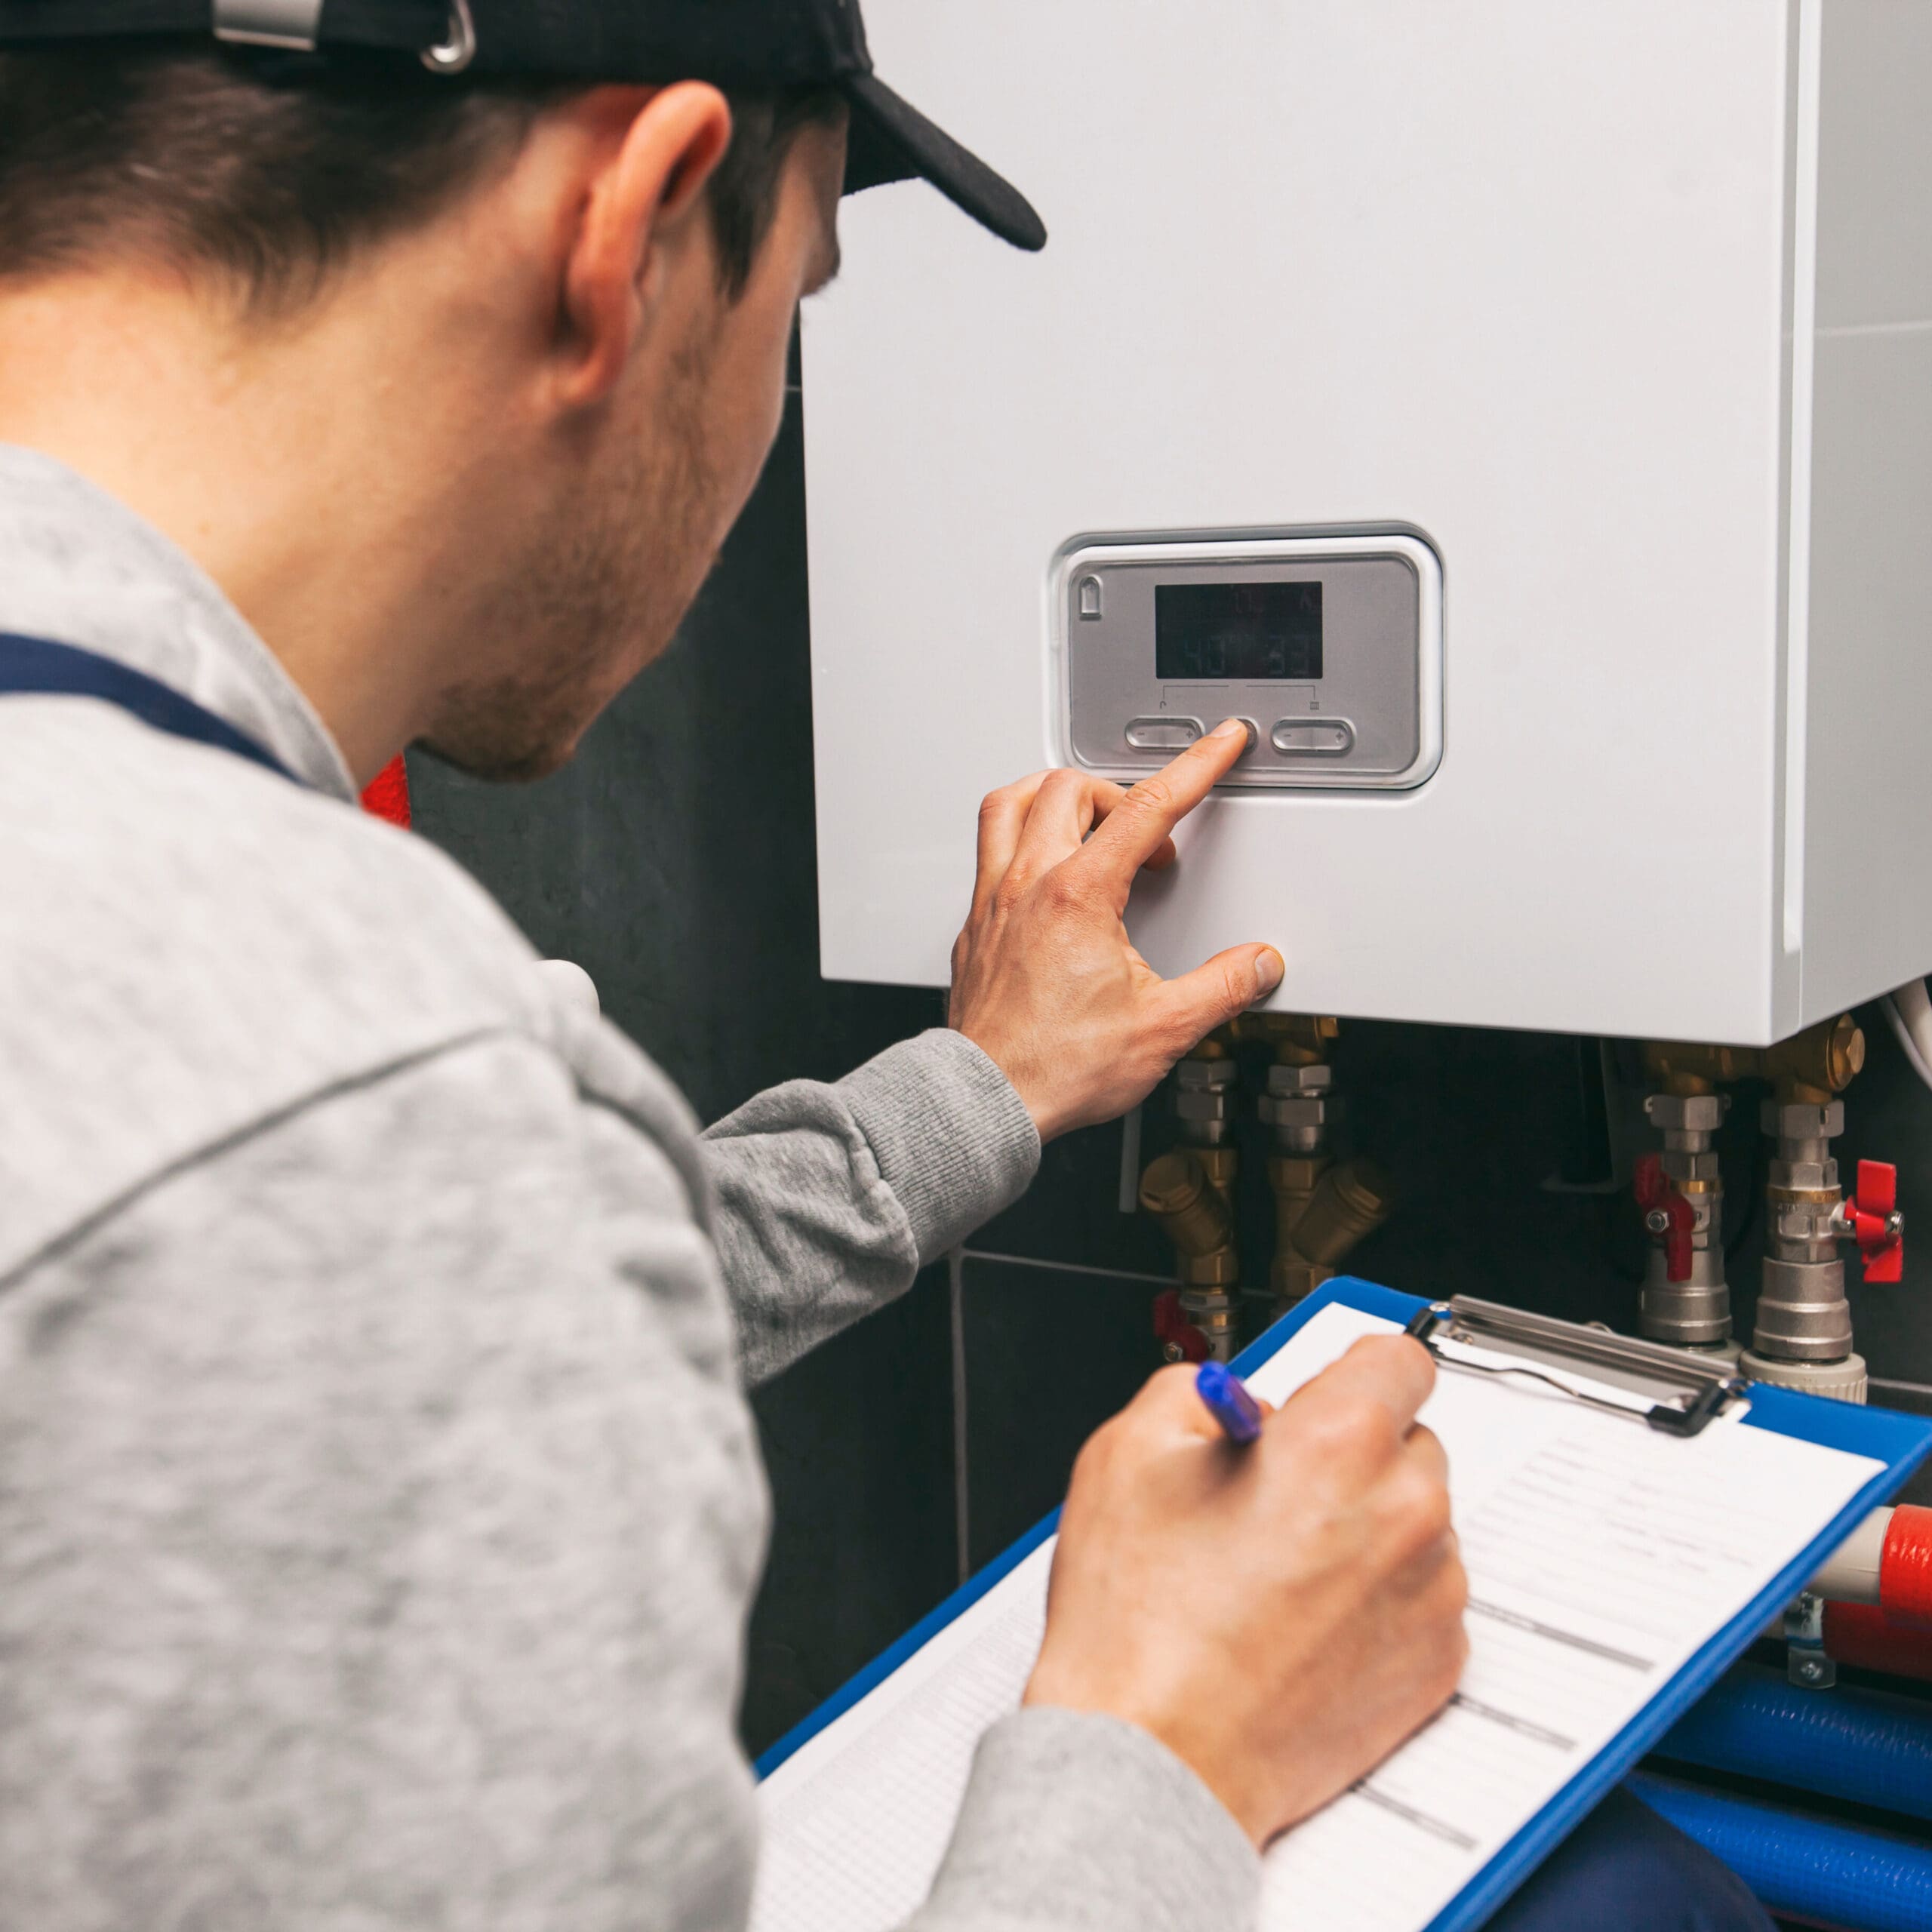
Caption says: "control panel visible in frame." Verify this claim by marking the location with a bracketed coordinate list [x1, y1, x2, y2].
[1054, 531, 1443, 789]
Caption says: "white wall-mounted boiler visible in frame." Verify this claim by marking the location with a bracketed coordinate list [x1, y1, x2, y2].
[804, 1, 1932, 1044]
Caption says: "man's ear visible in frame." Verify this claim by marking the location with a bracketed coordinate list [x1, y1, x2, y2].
[555, 82, 734, 408]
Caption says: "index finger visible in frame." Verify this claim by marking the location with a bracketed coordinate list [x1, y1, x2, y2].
[1274, 1334, 1437, 1441]
[1072, 718, 1251, 890]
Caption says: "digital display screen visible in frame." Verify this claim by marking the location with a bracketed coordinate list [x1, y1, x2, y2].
[1155, 581, 1322, 681]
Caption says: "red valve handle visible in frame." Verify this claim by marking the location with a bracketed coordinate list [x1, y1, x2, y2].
[1152, 1289, 1211, 1363]
[1850, 1158, 1904, 1284]
[1633, 1152, 1667, 1210]
[1633, 1154, 1697, 1284]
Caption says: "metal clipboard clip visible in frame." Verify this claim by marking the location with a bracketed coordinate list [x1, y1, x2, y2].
[1404, 1296, 1749, 1438]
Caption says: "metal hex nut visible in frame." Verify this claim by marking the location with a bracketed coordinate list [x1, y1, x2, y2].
[1770, 1159, 1838, 1192]
[1660, 1150, 1721, 1183]
[1645, 1093, 1728, 1133]
[1761, 1099, 1844, 1141]
[1258, 1093, 1337, 1130]
[1176, 1059, 1238, 1091]
[1175, 1090, 1235, 1124]
[1266, 1062, 1334, 1096]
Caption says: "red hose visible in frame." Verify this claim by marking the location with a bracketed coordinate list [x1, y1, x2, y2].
[1822, 1601, 1932, 1682]
[1880, 1503, 1932, 1629]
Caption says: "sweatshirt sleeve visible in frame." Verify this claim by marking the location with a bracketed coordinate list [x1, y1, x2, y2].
[2, 1032, 771, 1932]
[906, 1709, 1260, 1932]
[700, 1029, 1041, 1384]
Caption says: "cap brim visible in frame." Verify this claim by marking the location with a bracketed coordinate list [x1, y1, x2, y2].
[841, 71, 1045, 253]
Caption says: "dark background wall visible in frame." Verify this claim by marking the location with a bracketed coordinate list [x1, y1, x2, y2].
[409, 372, 1932, 1763]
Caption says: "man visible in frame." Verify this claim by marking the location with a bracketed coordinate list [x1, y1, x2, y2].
[0, 5, 1770, 1930]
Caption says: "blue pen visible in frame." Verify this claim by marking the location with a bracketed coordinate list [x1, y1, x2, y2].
[1195, 1360, 1265, 1445]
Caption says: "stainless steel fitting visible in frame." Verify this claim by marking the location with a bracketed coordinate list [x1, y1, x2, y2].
[1638, 1087, 1732, 1350]
[1266, 1062, 1334, 1095]
[1761, 1098, 1845, 1143]
[1258, 1091, 1339, 1151]
[1754, 1258, 1855, 1358]
[1772, 1160, 1840, 1192]
[1178, 1060, 1239, 1091]
[1260, 1062, 1340, 1153]
[1647, 1092, 1728, 1137]
[1748, 1088, 1863, 1393]
[1660, 1149, 1721, 1183]
[1174, 1057, 1238, 1145]
[1177, 1287, 1238, 1364]
[1775, 1200, 1841, 1242]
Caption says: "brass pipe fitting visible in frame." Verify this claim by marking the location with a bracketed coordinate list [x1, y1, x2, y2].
[1271, 1155, 1395, 1303]
[1762, 1014, 1864, 1103]
[1192, 1145, 1239, 1209]
[1140, 1150, 1232, 1254]
[1228, 1011, 1340, 1063]
[1140, 1149, 1238, 1288]
[1268, 1152, 1329, 1298]
[1293, 1156, 1398, 1266]
[1642, 1014, 1865, 1106]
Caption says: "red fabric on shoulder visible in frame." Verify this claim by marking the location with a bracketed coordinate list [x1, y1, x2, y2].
[361, 755, 411, 827]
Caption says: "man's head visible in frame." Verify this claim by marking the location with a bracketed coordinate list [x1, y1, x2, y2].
[0, 45, 848, 780]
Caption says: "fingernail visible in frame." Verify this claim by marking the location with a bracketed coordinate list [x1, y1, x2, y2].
[1210, 717, 1248, 741]
[1254, 948, 1284, 993]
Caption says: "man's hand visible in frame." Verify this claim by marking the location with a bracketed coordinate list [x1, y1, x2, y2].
[1024, 1337, 1467, 1847]
[949, 720, 1283, 1141]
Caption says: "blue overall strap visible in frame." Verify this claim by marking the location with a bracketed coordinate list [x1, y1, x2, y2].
[0, 632, 300, 785]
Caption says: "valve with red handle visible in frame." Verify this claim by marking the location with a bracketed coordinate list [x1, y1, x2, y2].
[1634, 1152, 1697, 1284]
[1835, 1158, 1905, 1283]
[1152, 1289, 1211, 1364]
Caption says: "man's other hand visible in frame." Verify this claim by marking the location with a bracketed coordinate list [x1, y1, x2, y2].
[949, 720, 1283, 1141]
[1024, 1337, 1467, 1847]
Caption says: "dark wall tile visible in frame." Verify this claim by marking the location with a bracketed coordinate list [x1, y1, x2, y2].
[1324, 1019, 1649, 1331]
[971, 1118, 1173, 1276]
[1866, 1377, 1932, 1508]
[958, 1254, 1166, 1571]
[743, 1266, 956, 1755]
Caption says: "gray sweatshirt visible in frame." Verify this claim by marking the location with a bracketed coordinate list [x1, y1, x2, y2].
[0, 448, 1255, 1932]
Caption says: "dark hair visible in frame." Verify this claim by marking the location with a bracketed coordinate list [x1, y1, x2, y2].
[0, 44, 839, 310]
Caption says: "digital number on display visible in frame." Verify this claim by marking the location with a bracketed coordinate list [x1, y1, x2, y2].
[1154, 580, 1323, 681]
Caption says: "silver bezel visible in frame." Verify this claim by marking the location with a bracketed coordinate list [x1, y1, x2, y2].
[1046, 526, 1445, 792]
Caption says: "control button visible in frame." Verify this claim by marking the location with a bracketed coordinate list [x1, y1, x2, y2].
[1125, 715, 1203, 751]
[1233, 718, 1260, 755]
[1077, 575, 1102, 619]
[1271, 718, 1355, 755]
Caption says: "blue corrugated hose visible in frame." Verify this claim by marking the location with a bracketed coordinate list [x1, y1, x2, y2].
[1628, 1774, 1932, 1932]
[1654, 1662, 1932, 1822]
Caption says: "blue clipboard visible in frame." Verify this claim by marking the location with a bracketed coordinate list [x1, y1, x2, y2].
[755, 1275, 1932, 1931]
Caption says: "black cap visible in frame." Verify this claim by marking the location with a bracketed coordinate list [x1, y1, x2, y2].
[0, 0, 1047, 252]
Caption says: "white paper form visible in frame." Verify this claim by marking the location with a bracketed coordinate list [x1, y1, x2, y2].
[752, 1303, 1884, 1932]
